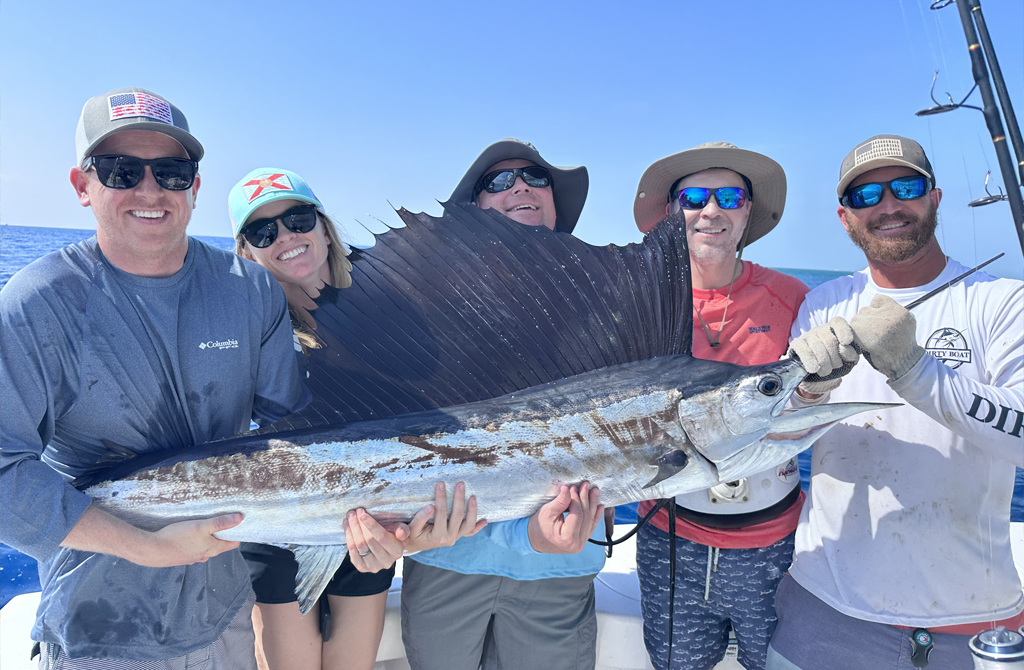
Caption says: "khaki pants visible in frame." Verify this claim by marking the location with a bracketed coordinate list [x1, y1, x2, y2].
[401, 559, 597, 670]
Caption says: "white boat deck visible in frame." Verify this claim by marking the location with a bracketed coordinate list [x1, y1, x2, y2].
[3, 523, 1023, 670]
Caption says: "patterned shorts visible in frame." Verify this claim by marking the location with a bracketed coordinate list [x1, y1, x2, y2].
[636, 522, 795, 670]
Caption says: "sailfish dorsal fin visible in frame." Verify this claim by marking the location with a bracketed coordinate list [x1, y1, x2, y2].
[263, 203, 692, 431]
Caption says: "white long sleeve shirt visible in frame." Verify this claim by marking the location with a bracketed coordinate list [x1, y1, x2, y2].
[788, 258, 1023, 627]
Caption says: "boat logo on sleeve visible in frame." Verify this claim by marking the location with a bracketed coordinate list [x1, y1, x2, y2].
[924, 327, 972, 369]
[242, 173, 294, 202]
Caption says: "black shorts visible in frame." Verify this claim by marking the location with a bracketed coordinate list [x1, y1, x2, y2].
[241, 542, 395, 604]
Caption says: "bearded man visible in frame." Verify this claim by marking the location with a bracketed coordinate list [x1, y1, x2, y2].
[766, 135, 1024, 670]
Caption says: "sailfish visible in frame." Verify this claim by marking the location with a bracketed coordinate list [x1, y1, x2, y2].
[78, 202, 895, 612]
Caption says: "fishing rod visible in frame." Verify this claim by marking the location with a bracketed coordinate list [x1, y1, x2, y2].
[966, 3, 1024, 187]
[925, 0, 1024, 256]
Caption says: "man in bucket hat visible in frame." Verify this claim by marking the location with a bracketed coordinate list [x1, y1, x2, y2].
[765, 135, 1024, 670]
[397, 138, 606, 670]
[449, 137, 589, 233]
[0, 87, 309, 668]
[633, 142, 814, 670]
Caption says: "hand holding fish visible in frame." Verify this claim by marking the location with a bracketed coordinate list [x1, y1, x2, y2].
[527, 483, 604, 554]
[60, 506, 243, 567]
[345, 482, 487, 573]
[789, 317, 859, 397]
[399, 482, 487, 553]
[139, 513, 245, 566]
[850, 295, 924, 381]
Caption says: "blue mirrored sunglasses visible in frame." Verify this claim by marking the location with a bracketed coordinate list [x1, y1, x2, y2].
[841, 176, 932, 209]
[676, 186, 747, 210]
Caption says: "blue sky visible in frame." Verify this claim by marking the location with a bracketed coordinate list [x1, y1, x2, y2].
[2, 0, 1021, 277]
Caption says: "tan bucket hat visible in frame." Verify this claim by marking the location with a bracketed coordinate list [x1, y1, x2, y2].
[633, 142, 786, 245]
[449, 138, 589, 234]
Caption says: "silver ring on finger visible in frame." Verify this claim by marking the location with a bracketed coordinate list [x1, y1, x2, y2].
[358, 550, 371, 557]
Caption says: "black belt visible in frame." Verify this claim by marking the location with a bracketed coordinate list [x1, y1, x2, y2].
[674, 485, 801, 530]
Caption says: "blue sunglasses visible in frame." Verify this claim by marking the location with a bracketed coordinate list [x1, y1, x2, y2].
[841, 176, 932, 209]
[676, 186, 747, 210]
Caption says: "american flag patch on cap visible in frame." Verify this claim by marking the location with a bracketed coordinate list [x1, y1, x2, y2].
[854, 138, 903, 166]
[108, 92, 173, 124]
[242, 173, 294, 202]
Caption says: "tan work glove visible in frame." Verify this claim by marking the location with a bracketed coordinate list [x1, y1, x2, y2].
[789, 316, 859, 395]
[850, 295, 924, 381]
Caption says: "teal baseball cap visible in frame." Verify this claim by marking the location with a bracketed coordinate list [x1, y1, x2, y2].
[229, 167, 324, 236]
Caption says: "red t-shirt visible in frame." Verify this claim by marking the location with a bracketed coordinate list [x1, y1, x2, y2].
[638, 261, 809, 549]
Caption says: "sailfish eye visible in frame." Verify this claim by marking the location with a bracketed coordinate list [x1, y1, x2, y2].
[758, 375, 782, 396]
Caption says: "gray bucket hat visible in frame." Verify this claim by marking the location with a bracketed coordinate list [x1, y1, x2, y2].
[75, 87, 204, 166]
[836, 134, 934, 198]
[633, 142, 786, 246]
[449, 138, 589, 234]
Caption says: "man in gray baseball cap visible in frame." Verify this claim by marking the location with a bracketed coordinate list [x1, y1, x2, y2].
[766, 134, 1024, 669]
[0, 87, 309, 667]
[75, 87, 204, 166]
[396, 138, 606, 670]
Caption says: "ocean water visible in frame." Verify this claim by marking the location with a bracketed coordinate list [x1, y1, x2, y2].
[2, 225, 1022, 608]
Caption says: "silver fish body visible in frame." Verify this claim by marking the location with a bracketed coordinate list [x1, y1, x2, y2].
[85, 354, 893, 611]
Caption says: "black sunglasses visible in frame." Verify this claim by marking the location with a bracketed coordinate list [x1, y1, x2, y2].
[476, 166, 552, 194]
[242, 204, 319, 248]
[82, 155, 198, 191]
[840, 176, 932, 209]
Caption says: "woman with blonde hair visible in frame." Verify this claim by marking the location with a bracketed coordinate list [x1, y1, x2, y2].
[228, 167, 485, 670]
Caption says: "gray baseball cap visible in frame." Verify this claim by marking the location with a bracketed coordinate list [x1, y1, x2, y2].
[837, 134, 933, 198]
[448, 138, 589, 234]
[75, 87, 204, 166]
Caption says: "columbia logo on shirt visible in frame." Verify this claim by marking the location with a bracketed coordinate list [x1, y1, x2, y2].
[748, 325, 771, 334]
[199, 339, 239, 350]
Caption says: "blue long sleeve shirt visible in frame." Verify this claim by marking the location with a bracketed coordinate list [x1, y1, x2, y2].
[410, 514, 607, 579]
[0, 237, 309, 660]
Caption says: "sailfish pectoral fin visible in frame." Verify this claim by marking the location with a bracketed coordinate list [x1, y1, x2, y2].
[280, 543, 350, 615]
[642, 450, 689, 489]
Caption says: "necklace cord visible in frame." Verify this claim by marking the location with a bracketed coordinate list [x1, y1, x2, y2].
[695, 216, 752, 348]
